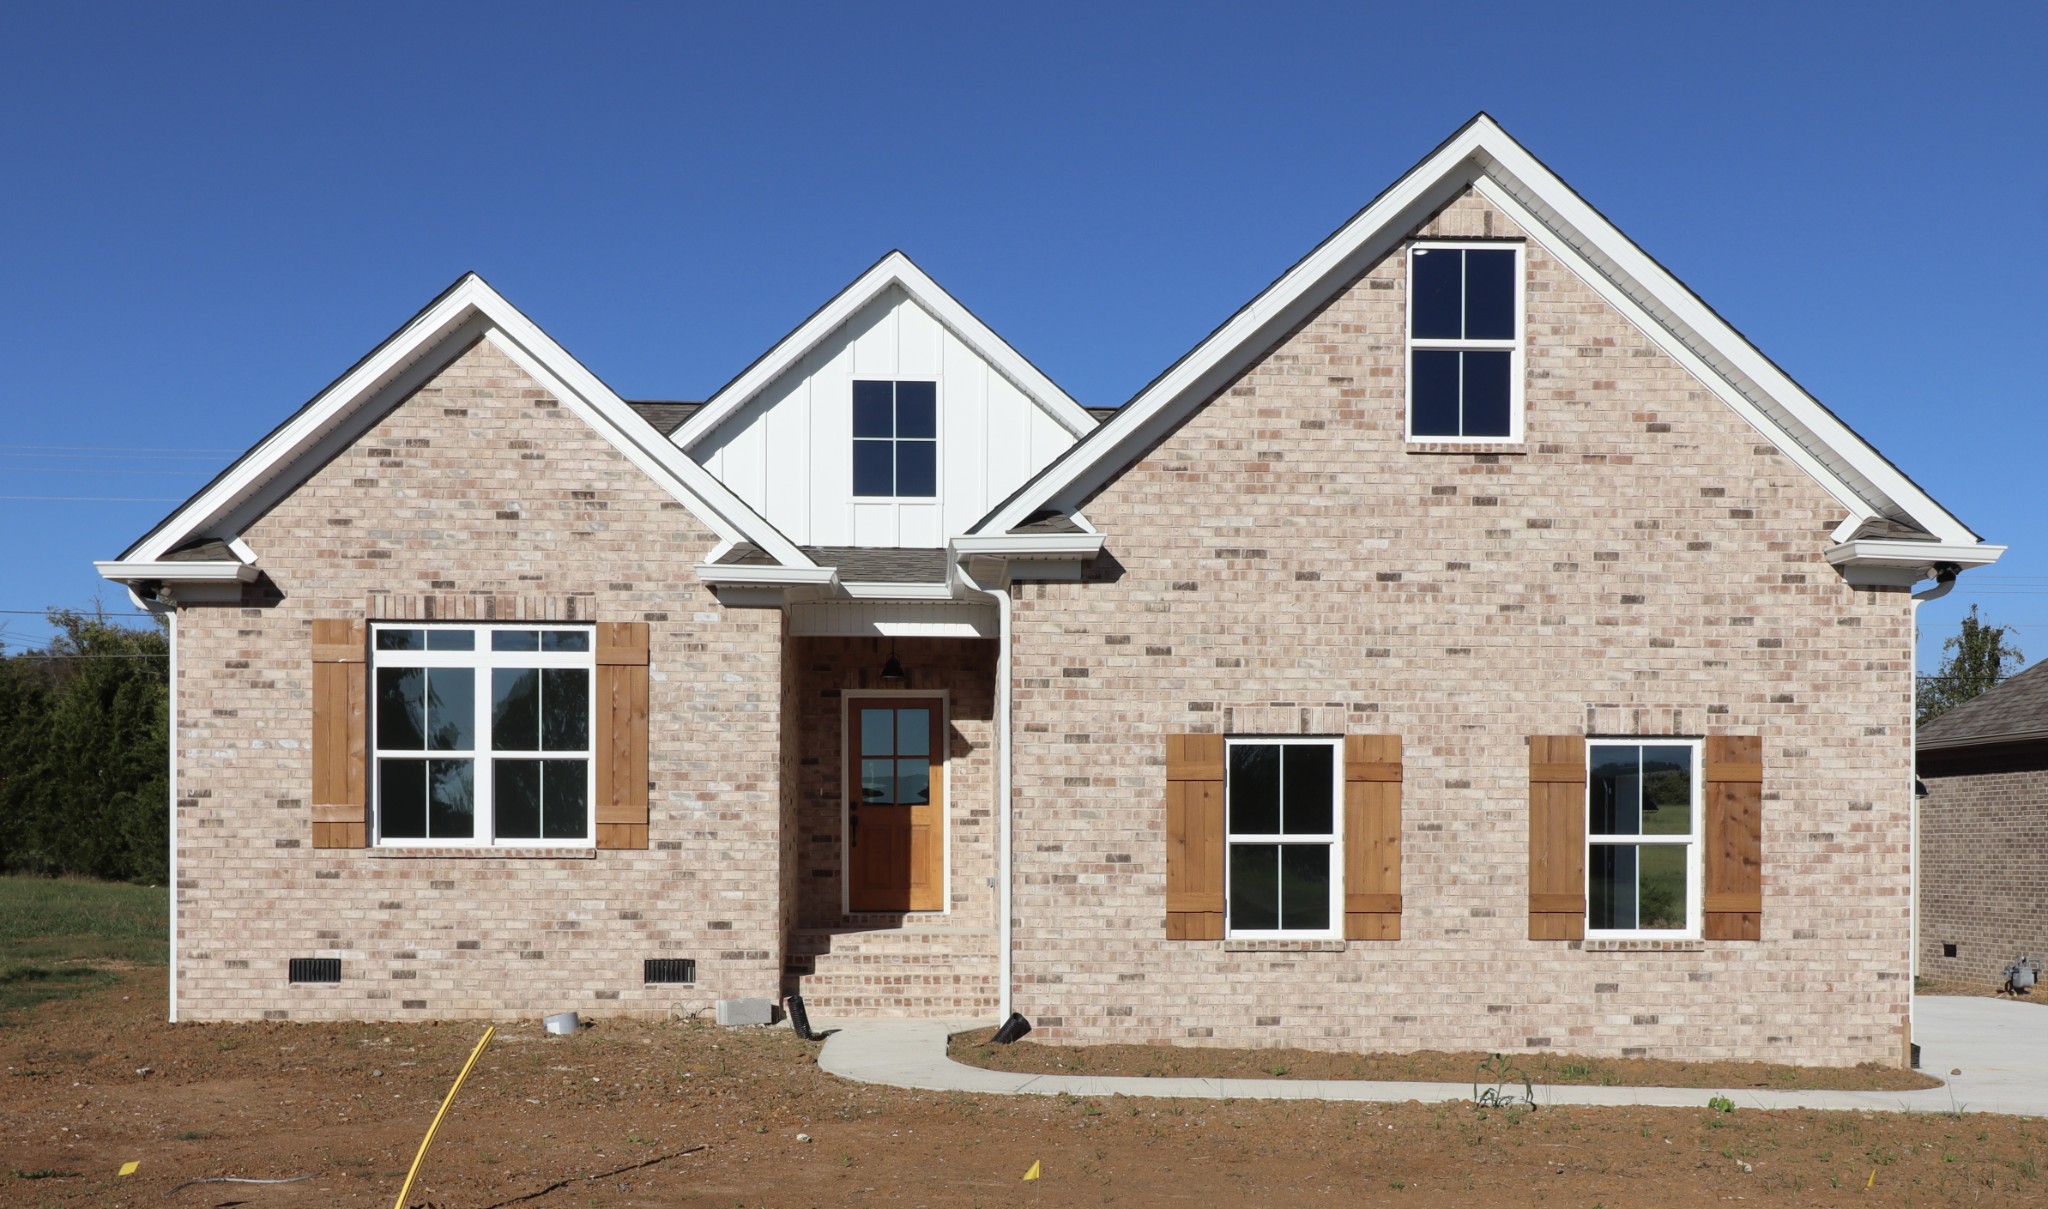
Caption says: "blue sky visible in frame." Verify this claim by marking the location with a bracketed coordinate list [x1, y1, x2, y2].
[2, 3, 2042, 673]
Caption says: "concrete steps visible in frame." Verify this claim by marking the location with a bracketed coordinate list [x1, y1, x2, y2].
[785, 926, 1000, 1018]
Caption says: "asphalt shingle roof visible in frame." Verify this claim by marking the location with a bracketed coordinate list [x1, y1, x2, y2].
[1919, 660, 2048, 752]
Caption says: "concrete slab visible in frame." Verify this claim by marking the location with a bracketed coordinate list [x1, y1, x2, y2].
[811, 997, 2048, 1115]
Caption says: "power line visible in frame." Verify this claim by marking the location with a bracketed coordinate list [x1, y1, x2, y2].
[0, 443, 241, 454]
[0, 495, 184, 502]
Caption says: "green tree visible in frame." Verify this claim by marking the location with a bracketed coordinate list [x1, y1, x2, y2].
[1917, 604, 2024, 725]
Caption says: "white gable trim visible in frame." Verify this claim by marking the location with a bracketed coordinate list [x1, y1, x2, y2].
[972, 116, 1988, 557]
[673, 251, 1095, 454]
[117, 275, 812, 569]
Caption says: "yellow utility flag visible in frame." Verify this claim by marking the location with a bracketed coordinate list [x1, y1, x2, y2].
[118, 1162, 139, 1177]
[1022, 1160, 1041, 1181]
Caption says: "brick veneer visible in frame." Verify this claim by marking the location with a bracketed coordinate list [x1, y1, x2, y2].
[1004, 190, 1917, 1067]
[173, 338, 788, 1021]
[1917, 744, 2048, 987]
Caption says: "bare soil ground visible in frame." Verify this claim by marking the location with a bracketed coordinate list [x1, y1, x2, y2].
[5, 970, 2047, 1209]
[948, 1028, 1941, 1092]
[1920, 978, 2048, 1004]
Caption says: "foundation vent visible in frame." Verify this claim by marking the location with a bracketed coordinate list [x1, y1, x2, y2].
[644, 958, 697, 985]
[288, 957, 342, 984]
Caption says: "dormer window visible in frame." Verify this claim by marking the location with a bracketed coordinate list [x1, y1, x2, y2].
[852, 380, 938, 498]
[1407, 243, 1523, 441]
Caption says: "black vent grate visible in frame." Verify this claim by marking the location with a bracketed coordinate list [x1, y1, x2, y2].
[644, 958, 696, 985]
[289, 957, 341, 984]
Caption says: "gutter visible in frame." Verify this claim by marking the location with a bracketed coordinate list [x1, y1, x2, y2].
[952, 561, 1014, 1021]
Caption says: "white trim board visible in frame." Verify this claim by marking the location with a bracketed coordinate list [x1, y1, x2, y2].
[969, 114, 1993, 562]
[111, 274, 813, 570]
[673, 251, 1097, 455]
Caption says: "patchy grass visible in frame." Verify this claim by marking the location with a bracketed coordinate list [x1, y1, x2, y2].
[949, 1028, 1941, 1092]
[0, 876, 166, 1021]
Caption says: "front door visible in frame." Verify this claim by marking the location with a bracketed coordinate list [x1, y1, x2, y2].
[847, 698, 944, 912]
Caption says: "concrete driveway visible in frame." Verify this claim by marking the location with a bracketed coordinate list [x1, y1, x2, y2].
[815, 995, 2048, 1115]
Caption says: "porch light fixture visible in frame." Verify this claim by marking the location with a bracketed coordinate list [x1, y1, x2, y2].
[880, 645, 908, 687]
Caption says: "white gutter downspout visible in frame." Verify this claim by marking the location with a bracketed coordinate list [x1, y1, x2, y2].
[956, 565, 1014, 1021]
[152, 599, 179, 1024]
[1905, 564, 1959, 1052]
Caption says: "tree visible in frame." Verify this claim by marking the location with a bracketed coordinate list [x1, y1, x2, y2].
[1918, 604, 2024, 725]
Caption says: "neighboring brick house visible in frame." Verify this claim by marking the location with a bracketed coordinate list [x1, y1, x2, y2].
[1917, 661, 2048, 988]
[99, 115, 2001, 1067]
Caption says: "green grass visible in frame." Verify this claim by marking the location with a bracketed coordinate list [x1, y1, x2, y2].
[0, 876, 167, 1022]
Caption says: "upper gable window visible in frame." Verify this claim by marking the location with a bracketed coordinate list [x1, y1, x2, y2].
[1407, 243, 1523, 442]
[852, 380, 938, 498]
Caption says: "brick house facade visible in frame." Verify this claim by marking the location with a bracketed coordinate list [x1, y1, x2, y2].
[101, 116, 1998, 1066]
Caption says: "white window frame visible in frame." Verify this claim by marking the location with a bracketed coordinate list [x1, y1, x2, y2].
[1223, 735, 1344, 941]
[369, 622, 597, 848]
[849, 377, 942, 501]
[1584, 737, 1704, 940]
[1405, 240, 1525, 444]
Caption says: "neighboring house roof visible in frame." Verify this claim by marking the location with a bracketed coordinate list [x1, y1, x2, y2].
[625, 400, 703, 434]
[968, 113, 1999, 581]
[107, 274, 814, 572]
[1920, 661, 2048, 753]
[718, 543, 949, 585]
[670, 250, 1097, 455]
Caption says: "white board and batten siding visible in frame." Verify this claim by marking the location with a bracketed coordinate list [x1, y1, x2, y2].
[690, 286, 1081, 548]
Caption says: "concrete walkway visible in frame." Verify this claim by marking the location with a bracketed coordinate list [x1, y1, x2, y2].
[816, 996, 2048, 1115]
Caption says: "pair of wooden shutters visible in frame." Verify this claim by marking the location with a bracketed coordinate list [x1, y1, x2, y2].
[1527, 734, 1763, 941]
[1164, 734, 1403, 941]
[308, 620, 651, 849]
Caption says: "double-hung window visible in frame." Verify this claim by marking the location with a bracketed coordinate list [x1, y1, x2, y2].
[1408, 242, 1523, 441]
[371, 623, 595, 846]
[1586, 739, 1702, 936]
[1224, 737, 1342, 937]
[852, 380, 938, 498]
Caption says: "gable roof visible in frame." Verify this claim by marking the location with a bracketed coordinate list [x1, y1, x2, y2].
[671, 250, 1096, 454]
[626, 400, 703, 434]
[1920, 660, 2048, 753]
[111, 274, 812, 570]
[969, 114, 1995, 567]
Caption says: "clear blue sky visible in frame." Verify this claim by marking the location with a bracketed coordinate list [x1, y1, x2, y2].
[3, 3, 2042, 673]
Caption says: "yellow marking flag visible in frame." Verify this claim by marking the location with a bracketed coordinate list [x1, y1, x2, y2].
[119, 1161, 139, 1177]
[1023, 1160, 1041, 1181]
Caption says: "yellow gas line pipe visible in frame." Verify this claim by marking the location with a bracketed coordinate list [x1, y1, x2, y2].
[392, 1026, 496, 1209]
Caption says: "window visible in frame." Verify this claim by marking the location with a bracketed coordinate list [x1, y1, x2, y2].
[1225, 737, 1342, 937]
[1408, 243, 1522, 441]
[371, 624, 594, 846]
[1586, 739, 1702, 936]
[852, 380, 937, 497]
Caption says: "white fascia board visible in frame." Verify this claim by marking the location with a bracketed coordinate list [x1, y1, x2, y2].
[1466, 139, 1979, 545]
[692, 563, 840, 588]
[842, 581, 955, 601]
[975, 127, 1494, 535]
[950, 532, 1106, 559]
[94, 559, 258, 584]
[122, 275, 812, 570]
[1824, 540, 2006, 571]
[675, 251, 1095, 452]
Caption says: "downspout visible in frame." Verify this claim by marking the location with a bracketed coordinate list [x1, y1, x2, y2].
[145, 597, 179, 1024]
[1905, 563, 1959, 1046]
[955, 564, 1014, 1021]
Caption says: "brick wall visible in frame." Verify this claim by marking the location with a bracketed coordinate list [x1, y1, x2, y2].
[173, 337, 787, 1021]
[1006, 189, 1917, 1067]
[1917, 744, 2048, 987]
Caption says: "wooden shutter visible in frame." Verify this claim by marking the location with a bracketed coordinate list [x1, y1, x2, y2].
[1528, 735, 1586, 940]
[310, 619, 368, 848]
[595, 621, 651, 850]
[1703, 733, 1763, 940]
[1164, 733, 1224, 940]
[1344, 734, 1403, 940]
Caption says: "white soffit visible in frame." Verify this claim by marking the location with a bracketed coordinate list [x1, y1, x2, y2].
[116, 275, 812, 569]
[973, 115, 1987, 553]
[672, 250, 1096, 454]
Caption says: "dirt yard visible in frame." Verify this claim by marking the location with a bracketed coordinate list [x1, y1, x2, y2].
[6, 970, 2048, 1208]
[948, 1027, 1940, 1091]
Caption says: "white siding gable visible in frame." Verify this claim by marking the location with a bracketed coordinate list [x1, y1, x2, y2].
[691, 285, 1081, 548]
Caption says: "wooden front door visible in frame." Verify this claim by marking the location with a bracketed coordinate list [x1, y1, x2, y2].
[847, 699, 944, 912]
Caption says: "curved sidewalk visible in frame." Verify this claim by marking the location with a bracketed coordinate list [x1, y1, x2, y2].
[817, 996, 2048, 1115]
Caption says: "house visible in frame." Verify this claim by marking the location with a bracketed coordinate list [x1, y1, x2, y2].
[1917, 661, 2048, 988]
[97, 115, 2002, 1068]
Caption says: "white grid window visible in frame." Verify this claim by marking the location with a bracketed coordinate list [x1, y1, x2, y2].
[1586, 738, 1703, 937]
[1224, 737, 1343, 939]
[1407, 241, 1524, 441]
[370, 623, 595, 847]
